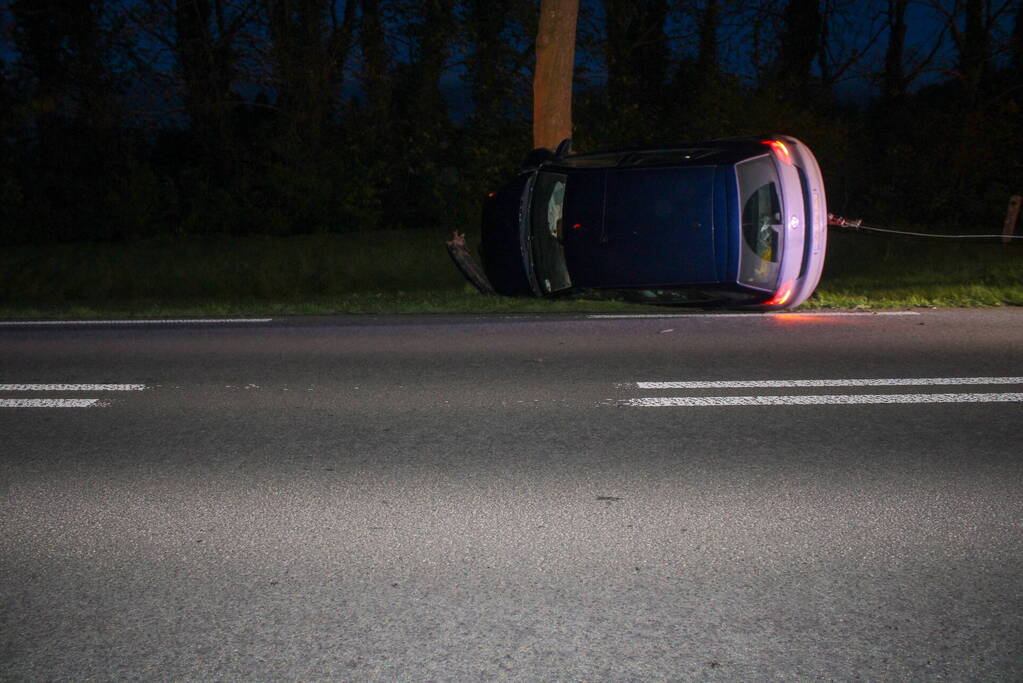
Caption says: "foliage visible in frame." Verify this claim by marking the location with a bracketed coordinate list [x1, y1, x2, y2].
[0, 0, 1021, 246]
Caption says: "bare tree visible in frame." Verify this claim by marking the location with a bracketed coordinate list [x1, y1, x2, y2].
[124, 0, 265, 130]
[400, 0, 456, 119]
[261, 0, 359, 142]
[603, 0, 669, 125]
[881, 0, 909, 102]
[730, 0, 883, 101]
[1014, 1, 1023, 75]
[358, 0, 390, 116]
[173, 0, 249, 145]
[926, 0, 1018, 99]
[696, 0, 721, 80]
[778, 0, 822, 90]
[958, 0, 990, 95]
[865, 0, 949, 102]
[10, 0, 123, 129]
[462, 0, 534, 126]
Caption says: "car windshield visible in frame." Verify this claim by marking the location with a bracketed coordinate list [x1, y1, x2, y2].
[529, 171, 572, 293]
[736, 155, 783, 290]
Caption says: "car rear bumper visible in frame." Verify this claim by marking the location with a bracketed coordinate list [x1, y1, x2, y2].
[756, 136, 828, 310]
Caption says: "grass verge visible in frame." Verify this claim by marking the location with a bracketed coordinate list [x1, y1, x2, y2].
[809, 231, 1023, 308]
[1, 228, 1021, 318]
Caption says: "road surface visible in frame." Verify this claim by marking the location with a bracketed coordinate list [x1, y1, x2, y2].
[2, 309, 1022, 680]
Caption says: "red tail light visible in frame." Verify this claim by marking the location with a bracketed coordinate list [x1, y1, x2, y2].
[761, 139, 793, 166]
[766, 283, 794, 306]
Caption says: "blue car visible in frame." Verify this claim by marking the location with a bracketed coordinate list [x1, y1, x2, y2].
[479, 136, 827, 309]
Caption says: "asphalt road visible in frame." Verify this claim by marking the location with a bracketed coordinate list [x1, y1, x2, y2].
[2, 309, 1022, 681]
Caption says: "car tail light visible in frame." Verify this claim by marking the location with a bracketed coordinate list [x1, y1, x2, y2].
[761, 139, 793, 166]
[766, 283, 794, 306]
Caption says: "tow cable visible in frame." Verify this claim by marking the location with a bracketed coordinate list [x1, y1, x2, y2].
[827, 214, 1023, 241]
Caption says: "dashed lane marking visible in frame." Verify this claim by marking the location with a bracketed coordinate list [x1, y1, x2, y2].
[588, 311, 920, 319]
[0, 399, 102, 408]
[638, 377, 1023, 389]
[0, 384, 147, 391]
[622, 376, 1023, 408]
[0, 319, 271, 327]
[623, 393, 1023, 407]
[0, 383, 147, 408]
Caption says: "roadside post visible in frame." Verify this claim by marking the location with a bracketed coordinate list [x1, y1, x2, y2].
[1004, 195, 1021, 244]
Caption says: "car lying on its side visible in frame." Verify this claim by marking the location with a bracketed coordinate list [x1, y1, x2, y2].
[478, 136, 827, 309]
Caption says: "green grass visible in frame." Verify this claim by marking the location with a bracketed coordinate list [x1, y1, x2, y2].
[808, 231, 1023, 308]
[0, 230, 668, 318]
[1, 228, 1021, 319]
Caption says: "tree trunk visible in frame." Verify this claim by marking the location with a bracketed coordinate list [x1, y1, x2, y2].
[533, 0, 578, 150]
[359, 0, 390, 116]
[1012, 3, 1023, 80]
[603, 0, 668, 127]
[775, 0, 822, 95]
[175, 0, 234, 145]
[263, 0, 356, 144]
[882, 0, 908, 104]
[957, 0, 988, 101]
[697, 0, 720, 80]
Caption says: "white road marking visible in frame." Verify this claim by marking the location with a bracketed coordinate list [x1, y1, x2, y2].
[624, 393, 1023, 407]
[0, 399, 102, 408]
[0, 318, 271, 327]
[0, 383, 148, 409]
[638, 377, 1023, 389]
[588, 311, 920, 319]
[0, 384, 147, 391]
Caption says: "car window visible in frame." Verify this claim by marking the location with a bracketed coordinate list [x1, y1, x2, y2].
[736, 155, 783, 290]
[529, 171, 572, 293]
[557, 153, 628, 168]
[556, 148, 718, 169]
[616, 149, 718, 167]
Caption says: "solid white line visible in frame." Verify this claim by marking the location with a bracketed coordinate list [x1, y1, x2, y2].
[0, 398, 102, 408]
[623, 393, 1023, 407]
[0, 384, 146, 391]
[638, 377, 1023, 389]
[0, 318, 272, 327]
[588, 311, 920, 319]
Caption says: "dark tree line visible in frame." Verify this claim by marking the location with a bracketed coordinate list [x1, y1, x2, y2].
[1, 0, 1021, 245]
